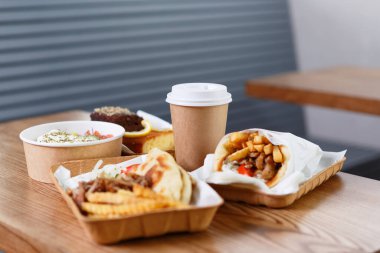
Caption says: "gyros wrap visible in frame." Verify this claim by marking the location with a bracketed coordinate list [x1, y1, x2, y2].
[214, 130, 291, 188]
[192, 129, 345, 194]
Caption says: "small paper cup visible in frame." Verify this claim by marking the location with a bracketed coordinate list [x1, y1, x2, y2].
[166, 83, 232, 171]
[19, 121, 125, 183]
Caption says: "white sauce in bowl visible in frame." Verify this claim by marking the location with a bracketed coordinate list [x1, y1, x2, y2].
[37, 129, 101, 144]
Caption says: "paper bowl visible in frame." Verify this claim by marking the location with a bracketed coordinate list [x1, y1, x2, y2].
[19, 121, 125, 183]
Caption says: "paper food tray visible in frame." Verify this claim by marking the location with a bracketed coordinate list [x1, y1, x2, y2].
[209, 158, 346, 208]
[50, 156, 223, 244]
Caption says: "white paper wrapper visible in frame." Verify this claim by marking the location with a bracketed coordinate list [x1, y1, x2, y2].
[137, 110, 172, 131]
[191, 129, 346, 195]
[54, 156, 145, 190]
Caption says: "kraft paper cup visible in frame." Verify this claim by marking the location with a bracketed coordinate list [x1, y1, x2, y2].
[166, 83, 232, 171]
[19, 121, 125, 183]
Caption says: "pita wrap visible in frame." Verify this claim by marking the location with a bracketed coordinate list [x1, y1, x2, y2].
[213, 130, 290, 188]
[135, 148, 192, 203]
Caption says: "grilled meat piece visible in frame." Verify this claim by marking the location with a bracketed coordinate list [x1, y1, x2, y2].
[69, 173, 150, 212]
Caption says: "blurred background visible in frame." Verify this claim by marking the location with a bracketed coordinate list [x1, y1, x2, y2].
[1, 0, 379, 179]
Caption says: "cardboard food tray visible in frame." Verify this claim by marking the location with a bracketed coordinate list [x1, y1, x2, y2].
[209, 157, 346, 208]
[50, 156, 223, 244]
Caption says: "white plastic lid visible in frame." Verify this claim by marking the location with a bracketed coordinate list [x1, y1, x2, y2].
[166, 83, 232, 107]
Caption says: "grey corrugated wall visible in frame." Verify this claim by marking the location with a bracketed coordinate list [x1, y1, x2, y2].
[0, 0, 304, 135]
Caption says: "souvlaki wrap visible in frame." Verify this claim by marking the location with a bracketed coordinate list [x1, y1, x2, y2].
[191, 129, 346, 195]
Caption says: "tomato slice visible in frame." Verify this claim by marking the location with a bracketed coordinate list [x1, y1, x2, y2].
[85, 129, 113, 139]
[122, 164, 140, 174]
[237, 164, 254, 177]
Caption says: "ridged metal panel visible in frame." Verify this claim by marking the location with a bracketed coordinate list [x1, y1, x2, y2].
[0, 0, 303, 135]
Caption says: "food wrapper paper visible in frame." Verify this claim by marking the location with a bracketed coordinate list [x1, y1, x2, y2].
[137, 110, 172, 131]
[54, 156, 146, 190]
[191, 129, 346, 195]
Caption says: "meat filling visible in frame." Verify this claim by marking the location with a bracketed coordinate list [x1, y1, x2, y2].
[67, 173, 150, 210]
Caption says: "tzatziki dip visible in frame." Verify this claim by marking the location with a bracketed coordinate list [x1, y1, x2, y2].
[37, 129, 111, 144]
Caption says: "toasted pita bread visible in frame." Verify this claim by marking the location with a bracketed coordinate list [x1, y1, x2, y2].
[213, 134, 232, 172]
[135, 148, 192, 204]
[213, 131, 290, 188]
[179, 168, 192, 204]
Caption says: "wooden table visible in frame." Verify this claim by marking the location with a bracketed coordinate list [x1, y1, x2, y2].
[246, 67, 380, 115]
[1, 111, 380, 253]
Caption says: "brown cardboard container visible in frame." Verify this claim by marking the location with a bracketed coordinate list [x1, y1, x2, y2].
[24, 139, 122, 183]
[170, 104, 228, 172]
[19, 120, 125, 183]
[209, 157, 346, 208]
[50, 156, 224, 244]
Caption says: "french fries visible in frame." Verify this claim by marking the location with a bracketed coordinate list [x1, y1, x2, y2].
[273, 146, 283, 163]
[82, 201, 163, 217]
[253, 135, 264, 145]
[249, 132, 258, 139]
[253, 144, 264, 152]
[263, 144, 273, 155]
[246, 141, 255, 152]
[253, 135, 269, 145]
[132, 184, 176, 204]
[227, 147, 250, 162]
[223, 141, 241, 152]
[230, 132, 249, 143]
[81, 184, 188, 218]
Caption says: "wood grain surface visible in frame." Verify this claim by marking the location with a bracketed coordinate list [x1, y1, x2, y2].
[246, 66, 380, 115]
[1, 111, 380, 253]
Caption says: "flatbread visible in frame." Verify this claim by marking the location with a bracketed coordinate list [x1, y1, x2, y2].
[213, 131, 290, 188]
[179, 168, 192, 204]
[213, 134, 232, 172]
[135, 148, 192, 203]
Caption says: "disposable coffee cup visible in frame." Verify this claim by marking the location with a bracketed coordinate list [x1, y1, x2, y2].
[166, 83, 232, 171]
